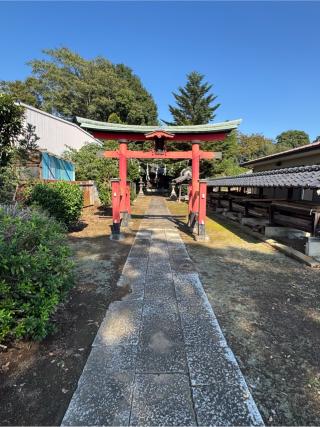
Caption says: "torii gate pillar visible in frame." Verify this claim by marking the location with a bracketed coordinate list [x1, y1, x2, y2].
[119, 141, 130, 226]
[189, 142, 200, 229]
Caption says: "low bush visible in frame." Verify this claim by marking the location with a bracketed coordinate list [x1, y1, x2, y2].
[96, 182, 112, 207]
[0, 205, 74, 342]
[28, 181, 83, 227]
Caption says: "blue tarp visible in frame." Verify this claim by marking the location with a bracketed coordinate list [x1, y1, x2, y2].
[41, 152, 75, 181]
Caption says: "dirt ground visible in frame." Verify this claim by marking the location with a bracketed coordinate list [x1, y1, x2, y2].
[0, 198, 149, 426]
[167, 200, 320, 426]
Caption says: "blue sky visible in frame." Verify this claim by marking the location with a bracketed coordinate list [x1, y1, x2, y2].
[1, 1, 319, 140]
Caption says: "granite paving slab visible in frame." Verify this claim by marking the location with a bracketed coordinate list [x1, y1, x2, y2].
[193, 383, 263, 427]
[92, 300, 143, 347]
[118, 280, 145, 302]
[62, 196, 264, 426]
[144, 278, 176, 301]
[62, 370, 134, 426]
[130, 374, 196, 426]
[84, 345, 138, 372]
[180, 314, 227, 347]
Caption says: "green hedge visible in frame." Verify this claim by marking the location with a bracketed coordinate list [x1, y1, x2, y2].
[28, 181, 83, 227]
[0, 205, 74, 342]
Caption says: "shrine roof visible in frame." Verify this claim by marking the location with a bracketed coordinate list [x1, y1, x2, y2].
[206, 165, 320, 189]
[76, 117, 241, 134]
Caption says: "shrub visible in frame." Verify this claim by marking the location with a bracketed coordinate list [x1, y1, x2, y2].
[97, 182, 112, 207]
[0, 205, 74, 342]
[28, 181, 83, 227]
[0, 163, 19, 203]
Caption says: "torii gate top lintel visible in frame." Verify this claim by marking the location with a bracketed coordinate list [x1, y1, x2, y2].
[76, 117, 241, 239]
[77, 117, 241, 142]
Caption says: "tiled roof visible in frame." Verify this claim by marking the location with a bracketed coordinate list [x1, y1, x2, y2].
[206, 165, 320, 189]
[241, 141, 320, 167]
[77, 117, 242, 134]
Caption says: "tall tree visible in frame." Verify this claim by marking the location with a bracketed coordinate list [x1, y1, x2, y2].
[1, 47, 158, 125]
[166, 71, 220, 125]
[275, 130, 310, 151]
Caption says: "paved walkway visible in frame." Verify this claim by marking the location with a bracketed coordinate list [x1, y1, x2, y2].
[62, 197, 264, 426]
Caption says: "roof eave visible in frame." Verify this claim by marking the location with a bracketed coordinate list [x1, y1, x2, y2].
[241, 142, 320, 167]
[76, 117, 242, 134]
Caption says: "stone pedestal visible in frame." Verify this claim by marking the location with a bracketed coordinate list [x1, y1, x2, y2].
[170, 184, 177, 200]
[139, 177, 144, 195]
[305, 237, 320, 257]
[265, 226, 309, 239]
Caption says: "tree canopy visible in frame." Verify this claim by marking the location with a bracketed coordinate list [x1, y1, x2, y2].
[275, 130, 310, 151]
[1, 47, 158, 125]
[237, 133, 275, 163]
[166, 71, 220, 126]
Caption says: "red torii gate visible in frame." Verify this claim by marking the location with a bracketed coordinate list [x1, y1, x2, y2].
[77, 118, 241, 239]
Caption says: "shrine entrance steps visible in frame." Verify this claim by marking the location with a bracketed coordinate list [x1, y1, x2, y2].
[62, 196, 264, 426]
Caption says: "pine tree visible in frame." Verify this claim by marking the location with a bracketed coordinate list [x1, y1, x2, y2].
[108, 112, 122, 123]
[166, 71, 220, 125]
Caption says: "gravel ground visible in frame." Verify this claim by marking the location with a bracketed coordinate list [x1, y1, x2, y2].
[167, 200, 320, 426]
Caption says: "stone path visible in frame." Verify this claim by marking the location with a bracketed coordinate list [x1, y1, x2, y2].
[62, 197, 264, 426]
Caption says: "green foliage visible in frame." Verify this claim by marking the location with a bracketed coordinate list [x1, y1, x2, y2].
[0, 205, 74, 342]
[275, 130, 310, 150]
[0, 96, 39, 203]
[108, 112, 122, 123]
[1, 47, 158, 125]
[0, 96, 39, 162]
[0, 162, 19, 203]
[201, 131, 246, 177]
[64, 142, 140, 207]
[210, 157, 246, 177]
[18, 123, 40, 160]
[164, 71, 221, 177]
[0, 94, 25, 166]
[166, 71, 220, 126]
[237, 133, 275, 163]
[28, 181, 83, 227]
[0, 78, 42, 108]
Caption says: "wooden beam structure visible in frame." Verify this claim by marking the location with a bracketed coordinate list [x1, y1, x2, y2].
[91, 130, 229, 142]
[103, 150, 222, 160]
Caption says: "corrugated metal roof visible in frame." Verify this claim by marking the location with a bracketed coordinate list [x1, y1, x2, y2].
[206, 165, 320, 189]
[76, 117, 242, 134]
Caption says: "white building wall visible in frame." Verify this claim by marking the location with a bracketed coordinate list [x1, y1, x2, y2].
[20, 103, 98, 156]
